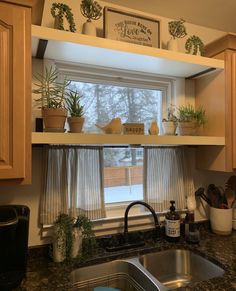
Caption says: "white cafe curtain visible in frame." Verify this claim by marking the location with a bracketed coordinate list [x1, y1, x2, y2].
[143, 146, 194, 212]
[40, 145, 106, 225]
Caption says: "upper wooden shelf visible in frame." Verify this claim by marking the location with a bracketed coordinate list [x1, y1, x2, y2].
[32, 25, 224, 79]
[32, 132, 225, 146]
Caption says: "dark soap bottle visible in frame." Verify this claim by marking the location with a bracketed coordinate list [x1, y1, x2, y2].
[165, 200, 180, 242]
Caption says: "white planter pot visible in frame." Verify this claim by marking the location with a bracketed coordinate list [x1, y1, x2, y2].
[82, 20, 96, 36]
[71, 228, 83, 259]
[162, 121, 176, 135]
[52, 226, 66, 263]
[167, 38, 179, 52]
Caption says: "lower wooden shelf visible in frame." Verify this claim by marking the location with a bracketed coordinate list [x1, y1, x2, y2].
[32, 132, 225, 146]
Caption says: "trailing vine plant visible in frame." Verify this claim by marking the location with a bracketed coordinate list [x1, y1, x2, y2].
[80, 0, 102, 22]
[185, 35, 205, 55]
[168, 18, 187, 39]
[51, 3, 76, 32]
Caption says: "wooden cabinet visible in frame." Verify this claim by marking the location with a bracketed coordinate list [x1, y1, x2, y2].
[196, 34, 236, 172]
[0, 1, 32, 183]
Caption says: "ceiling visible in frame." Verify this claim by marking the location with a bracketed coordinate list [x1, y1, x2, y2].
[107, 0, 236, 33]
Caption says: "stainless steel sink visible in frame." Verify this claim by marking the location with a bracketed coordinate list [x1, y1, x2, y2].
[70, 259, 164, 291]
[139, 249, 225, 289]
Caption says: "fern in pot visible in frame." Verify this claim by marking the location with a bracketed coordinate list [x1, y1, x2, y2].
[177, 104, 206, 135]
[66, 90, 85, 133]
[162, 105, 177, 135]
[33, 66, 70, 132]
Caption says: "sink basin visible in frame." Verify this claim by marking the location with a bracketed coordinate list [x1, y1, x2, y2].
[70, 259, 161, 291]
[139, 249, 225, 289]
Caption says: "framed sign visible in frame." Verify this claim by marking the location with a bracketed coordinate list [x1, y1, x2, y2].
[103, 7, 161, 48]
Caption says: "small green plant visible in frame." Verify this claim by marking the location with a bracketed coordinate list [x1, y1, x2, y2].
[177, 104, 206, 126]
[162, 105, 177, 122]
[33, 66, 71, 108]
[66, 90, 84, 117]
[168, 18, 187, 39]
[53, 213, 74, 260]
[51, 3, 76, 32]
[80, 0, 102, 22]
[185, 35, 205, 56]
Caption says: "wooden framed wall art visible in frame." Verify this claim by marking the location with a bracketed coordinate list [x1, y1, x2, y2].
[103, 7, 161, 48]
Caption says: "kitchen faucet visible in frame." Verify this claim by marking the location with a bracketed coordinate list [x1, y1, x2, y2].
[124, 201, 161, 242]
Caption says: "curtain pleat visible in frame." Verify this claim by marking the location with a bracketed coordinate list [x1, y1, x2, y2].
[144, 147, 194, 212]
[40, 146, 106, 225]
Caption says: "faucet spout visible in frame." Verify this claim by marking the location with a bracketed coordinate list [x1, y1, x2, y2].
[124, 201, 160, 242]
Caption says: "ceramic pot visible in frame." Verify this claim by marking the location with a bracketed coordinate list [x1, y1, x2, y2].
[162, 121, 176, 135]
[52, 226, 66, 263]
[68, 117, 85, 133]
[42, 107, 67, 131]
[71, 228, 83, 259]
[82, 20, 96, 36]
[167, 38, 179, 52]
[177, 121, 197, 136]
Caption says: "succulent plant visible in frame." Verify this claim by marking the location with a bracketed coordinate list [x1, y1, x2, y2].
[80, 0, 102, 21]
[168, 18, 187, 39]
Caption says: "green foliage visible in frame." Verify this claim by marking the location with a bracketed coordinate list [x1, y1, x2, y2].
[162, 105, 177, 122]
[33, 66, 71, 108]
[177, 104, 207, 126]
[66, 90, 84, 117]
[51, 3, 76, 32]
[54, 213, 74, 260]
[168, 18, 187, 39]
[185, 35, 205, 55]
[80, 0, 102, 21]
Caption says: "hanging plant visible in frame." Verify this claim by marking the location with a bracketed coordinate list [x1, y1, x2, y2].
[80, 0, 102, 22]
[185, 35, 205, 56]
[168, 18, 187, 39]
[51, 3, 76, 32]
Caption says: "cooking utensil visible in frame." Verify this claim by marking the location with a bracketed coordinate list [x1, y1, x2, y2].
[195, 187, 212, 206]
[207, 184, 223, 208]
[224, 187, 235, 208]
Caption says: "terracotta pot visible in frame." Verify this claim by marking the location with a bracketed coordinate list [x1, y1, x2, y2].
[177, 121, 197, 136]
[68, 117, 85, 133]
[42, 107, 67, 131]
[82, 20, 96, 36]
[162, 121, 176, 135]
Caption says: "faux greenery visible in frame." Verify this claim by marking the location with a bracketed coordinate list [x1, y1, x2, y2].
[53, 213, 74, 260]
[51, 3, 76, 32]
[168, 18, 187, 39]
[177, 104, 207, 127]
[185, 35, 205, 56]
[80, 0, 102, 21]
[66, 90, 84, 117]
[162, 105, 177, 122]
[33, 66, 70, 109]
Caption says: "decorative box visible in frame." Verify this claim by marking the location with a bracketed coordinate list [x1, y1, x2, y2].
[123, 123, 144, 135]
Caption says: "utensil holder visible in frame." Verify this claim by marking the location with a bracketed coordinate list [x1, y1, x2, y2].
[210, 207, 232, 235]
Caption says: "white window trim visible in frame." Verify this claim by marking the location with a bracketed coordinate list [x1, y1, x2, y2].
[45, 61, 178, 228]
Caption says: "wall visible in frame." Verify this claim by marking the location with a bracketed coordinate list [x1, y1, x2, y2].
[0, 1, 233, 247]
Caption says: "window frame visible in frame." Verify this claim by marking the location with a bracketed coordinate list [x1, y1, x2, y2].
[55, 61, 176, 218]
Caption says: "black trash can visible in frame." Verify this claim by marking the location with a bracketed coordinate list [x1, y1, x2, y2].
[0, 205, 30, 291]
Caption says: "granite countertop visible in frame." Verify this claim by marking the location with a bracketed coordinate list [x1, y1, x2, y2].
[15, 226, 236, 291]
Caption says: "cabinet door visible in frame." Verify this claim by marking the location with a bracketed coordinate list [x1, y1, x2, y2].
[0, 2, 31, 182]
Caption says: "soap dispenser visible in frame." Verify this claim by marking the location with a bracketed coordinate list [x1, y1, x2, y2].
[165, 200, 180, 242]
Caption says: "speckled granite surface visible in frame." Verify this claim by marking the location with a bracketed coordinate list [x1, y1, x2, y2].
[14, 225, 236, 291]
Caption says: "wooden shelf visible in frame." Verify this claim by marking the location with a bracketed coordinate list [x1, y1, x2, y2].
[32, 25, 224, 79]
[32, 132, 225, 146]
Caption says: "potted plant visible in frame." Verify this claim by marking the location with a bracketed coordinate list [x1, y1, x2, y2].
[51, 3, 76, 32]
[162, 105, 177, 135]
[66, 90, 85, 133]
[167, 18, 187, 51]
[52, 213, 74, 263]
[185, 35, 205, 56]
[177, 104, 206, 135]
[80, 0, 102, 36]
[71, 214, 96, 259]
[33, 66, 70, 132]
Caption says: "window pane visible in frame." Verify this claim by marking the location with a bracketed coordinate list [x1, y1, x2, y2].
[69, 81, 162, 134]
[104, 148, 143, 204]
